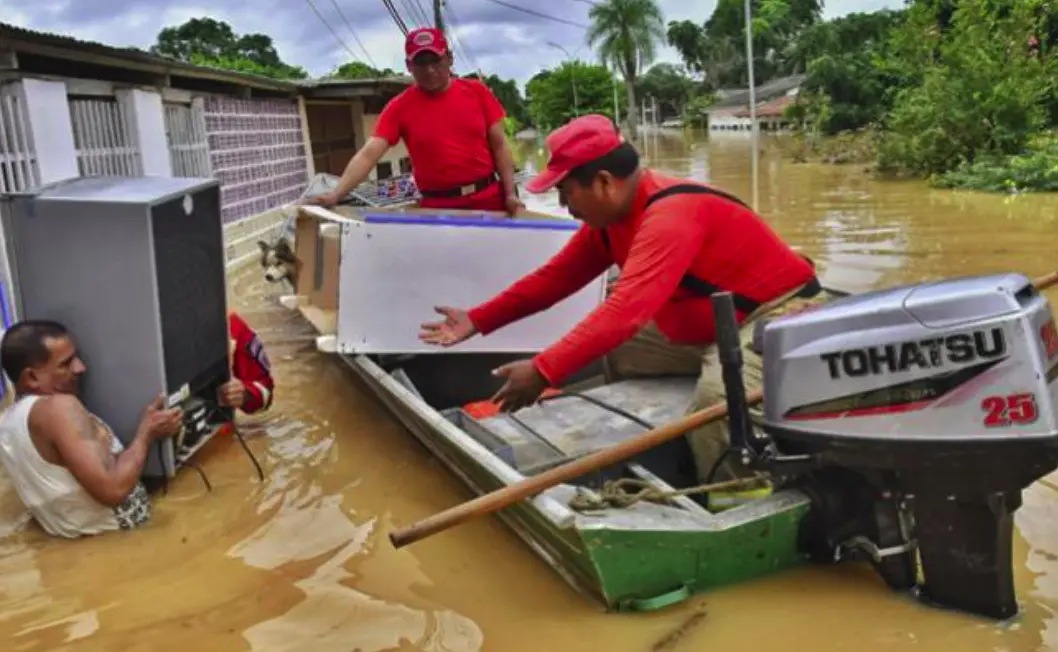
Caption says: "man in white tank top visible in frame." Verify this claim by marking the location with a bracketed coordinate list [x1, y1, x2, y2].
[0, 320, 183, 538]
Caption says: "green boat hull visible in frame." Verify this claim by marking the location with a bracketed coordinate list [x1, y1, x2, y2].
[341, 353, 811, 612]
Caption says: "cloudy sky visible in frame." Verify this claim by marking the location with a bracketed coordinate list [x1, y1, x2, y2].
[0, 0, 904, 86]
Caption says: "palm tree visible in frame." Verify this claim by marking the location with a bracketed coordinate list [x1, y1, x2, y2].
[586, 0, 667, 138]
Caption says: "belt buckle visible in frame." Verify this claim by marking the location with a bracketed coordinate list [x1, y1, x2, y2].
[460, 184, 476, 196]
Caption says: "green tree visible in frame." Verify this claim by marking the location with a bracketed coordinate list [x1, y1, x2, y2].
[525, 62, 624, 130]
[786, 10, 907, 134]
[328, 61, 398, 79]
[877, 0, 1057, 176]
[586, 0, 667, 137]
[464, 73, 532, 128]
[152, 17, 307, 80]
[635, 63, 699, 120]
[669, 0, 821, 89]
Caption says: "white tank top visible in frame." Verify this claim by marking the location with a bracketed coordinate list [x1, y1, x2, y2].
[0, 395, 152, 538]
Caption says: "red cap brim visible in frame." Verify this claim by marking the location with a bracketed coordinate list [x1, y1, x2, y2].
[408, 46, 447, 60]
[525, 167, 568, 194]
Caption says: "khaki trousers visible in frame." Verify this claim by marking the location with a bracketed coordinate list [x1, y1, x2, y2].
[605, 288, 830, 483]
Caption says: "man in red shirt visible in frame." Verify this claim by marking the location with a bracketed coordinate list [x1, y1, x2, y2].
[217, 312, 274, 415]
[313, 27, 523, 214]
[419, 114, 825, 504]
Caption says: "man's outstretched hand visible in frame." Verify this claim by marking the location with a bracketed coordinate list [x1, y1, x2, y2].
[491, 359, 549, 413]
[419, 306, 477, 347]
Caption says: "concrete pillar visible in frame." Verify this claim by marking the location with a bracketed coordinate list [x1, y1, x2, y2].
[297, 96, 315, 177]
[13, 78, 78, 184]
[117, 88, 171, 176]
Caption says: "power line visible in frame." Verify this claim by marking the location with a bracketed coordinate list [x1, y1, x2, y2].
[409, 0, 434, 27]
[397, 0, 426, 27]
[480, 0, 590, 29]
[444, 2, 484, 73]
[382, 0, 411, 35]
[327, 0, 379, 67]
[303, 0, 367, 64]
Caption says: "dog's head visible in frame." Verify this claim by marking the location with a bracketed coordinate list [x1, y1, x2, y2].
[258, 239, 298, 285]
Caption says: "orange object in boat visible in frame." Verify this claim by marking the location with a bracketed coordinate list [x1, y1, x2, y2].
[462, 388, 563, 419]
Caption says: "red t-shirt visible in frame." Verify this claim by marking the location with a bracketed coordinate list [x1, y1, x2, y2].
[374, 78, 506, 198]
[229, 312, 274, 414]
[467, 170, 815, 386]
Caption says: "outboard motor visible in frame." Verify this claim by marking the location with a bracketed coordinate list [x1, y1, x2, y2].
[710, 273, 1058, 620]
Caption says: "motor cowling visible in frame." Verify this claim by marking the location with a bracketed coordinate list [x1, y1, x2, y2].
[754, 274, 1058, 620]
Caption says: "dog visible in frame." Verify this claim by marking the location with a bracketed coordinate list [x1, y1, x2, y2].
[257, 212, 300, 289]
[257, 238, 299, 289]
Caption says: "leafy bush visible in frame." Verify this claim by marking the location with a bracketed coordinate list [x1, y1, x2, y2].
[933, 133, 1058, 193]
[876, 0, 1056, 176]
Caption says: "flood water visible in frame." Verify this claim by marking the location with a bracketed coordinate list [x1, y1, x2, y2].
[3, 130, 1058, 651]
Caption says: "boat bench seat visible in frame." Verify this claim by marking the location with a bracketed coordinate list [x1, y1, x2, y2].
[471, 377, 697, 474]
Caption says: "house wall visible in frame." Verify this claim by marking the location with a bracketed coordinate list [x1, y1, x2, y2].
[203, 96, 309, 223]
[708, 113, 790, 132]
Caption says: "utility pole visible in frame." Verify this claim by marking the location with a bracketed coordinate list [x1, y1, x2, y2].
[547, 42, 582, 117]
[743, 0, 759, 212]
[434, 0, 444, 33]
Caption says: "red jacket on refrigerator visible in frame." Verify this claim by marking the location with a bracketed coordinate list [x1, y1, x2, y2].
[229, 312, 274, 414]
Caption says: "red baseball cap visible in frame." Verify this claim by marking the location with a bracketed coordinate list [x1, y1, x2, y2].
[405, 27, 449, 60]
[525, 114, 624, 193]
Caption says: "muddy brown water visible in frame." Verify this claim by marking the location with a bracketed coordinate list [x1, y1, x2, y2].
[2, 130, 1058, 651]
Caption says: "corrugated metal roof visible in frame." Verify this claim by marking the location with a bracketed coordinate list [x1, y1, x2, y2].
[710, 75, 805, 110]
[0, 21, 301, 90]
[733, 94, 794, 118]
[298, 76, 413, 88]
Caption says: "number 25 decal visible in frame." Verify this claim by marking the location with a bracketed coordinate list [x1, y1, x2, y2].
[982, 393, 1039, 428]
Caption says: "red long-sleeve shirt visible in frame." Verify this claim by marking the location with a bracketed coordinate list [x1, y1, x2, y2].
[467, 170, 815, 386]
[229, 312, 274, 414]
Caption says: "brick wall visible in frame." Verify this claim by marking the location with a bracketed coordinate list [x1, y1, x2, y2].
[203, 97, 309, 223]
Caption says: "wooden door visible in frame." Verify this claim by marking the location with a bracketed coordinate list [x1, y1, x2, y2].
[306, 103, 357, 176]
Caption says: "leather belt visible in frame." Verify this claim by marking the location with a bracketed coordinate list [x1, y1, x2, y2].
[419, 173, 499, 199]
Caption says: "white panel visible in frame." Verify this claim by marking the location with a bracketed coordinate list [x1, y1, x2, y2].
[337, 215, 605, 354]
[13, 78, 77, 184]
[117, 88, 171, 176]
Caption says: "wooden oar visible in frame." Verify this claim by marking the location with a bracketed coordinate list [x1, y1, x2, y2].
[389, 270, 1058, 550]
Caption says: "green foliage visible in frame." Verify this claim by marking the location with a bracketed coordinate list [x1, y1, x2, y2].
[188, 52, 307, 80]
[682, 94, 716, 127]
[669, 0, 821, 89]
[526, 62, 624, 131]
[877, 0, 1057, 177]
[933, 133, 1058, 192]
[153, 17, 307, 80]
[328, 61, 398, 79]
[787, 10, 907, 135]
[586, 0, 667, 133]
[465, 73, 532, 128]
[635, 63, 700, 120]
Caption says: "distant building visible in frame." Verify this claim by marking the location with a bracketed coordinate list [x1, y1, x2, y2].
[707, 75, 804, 133]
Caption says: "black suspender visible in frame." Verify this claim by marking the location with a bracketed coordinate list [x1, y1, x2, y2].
[597, 183, 818, 314]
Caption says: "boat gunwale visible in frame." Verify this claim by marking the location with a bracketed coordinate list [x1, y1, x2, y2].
[346, 352, 578, 527]
[337, 352, 609, 606]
